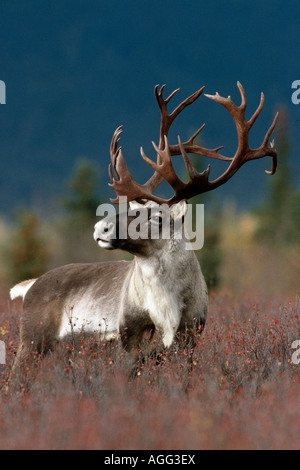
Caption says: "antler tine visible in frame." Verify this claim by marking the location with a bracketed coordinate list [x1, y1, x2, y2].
[141, 135, 186, 193]
[204, 82, 278, 170]
[153, 86, 232, 163]
[143, 84, 207, 193]
[262, 112, 279, 175]
[168, 123, 230, 162]
[237, 80, 247, 109]
[154, 84, 205, 146]
[155, 84, 181, 106]
[142, 134, 215, 204]
[110, 125, 123, 158]
[108, 126, 169, 205]
[248, 91, 264, 129]
[170, 87, 205, 122]
[109, 125, 124, 181]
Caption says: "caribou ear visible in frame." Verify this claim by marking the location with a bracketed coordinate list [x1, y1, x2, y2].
[170, 200, 188, 221]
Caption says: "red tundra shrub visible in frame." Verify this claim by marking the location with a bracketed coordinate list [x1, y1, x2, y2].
[0, 292, 299, 449]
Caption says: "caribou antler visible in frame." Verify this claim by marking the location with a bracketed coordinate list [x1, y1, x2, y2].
[108, 82, 278, 206]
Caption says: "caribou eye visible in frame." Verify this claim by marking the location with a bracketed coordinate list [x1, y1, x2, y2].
[149, 213, 163, 225]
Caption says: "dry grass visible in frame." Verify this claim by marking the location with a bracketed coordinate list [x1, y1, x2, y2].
[0, 291, 299, 450]
[218, 208, 300, 297]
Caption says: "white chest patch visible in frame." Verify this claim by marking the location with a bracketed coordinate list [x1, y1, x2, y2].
[131, 261, 182, 348]
[58, 291, 119, 341]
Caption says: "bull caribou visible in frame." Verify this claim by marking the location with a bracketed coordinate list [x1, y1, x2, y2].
[7, 82, 278, 385]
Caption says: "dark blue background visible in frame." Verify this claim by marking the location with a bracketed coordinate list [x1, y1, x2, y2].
[0, 0, 299, 213]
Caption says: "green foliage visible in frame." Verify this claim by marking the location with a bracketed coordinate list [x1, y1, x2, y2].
[255, 108, 300, 245]
[198, 209, 222, 289]
[6, 210, 49, 285]
[58, 158, 105, 264]
[60, 158, 103, 230]
[187, 154, 223, 289]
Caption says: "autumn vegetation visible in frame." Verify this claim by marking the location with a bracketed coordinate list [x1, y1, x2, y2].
[0, 117, 299, 450]
[0, 291, 299, 450]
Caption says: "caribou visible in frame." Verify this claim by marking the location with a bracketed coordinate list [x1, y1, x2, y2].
[7, 82, 278, 386]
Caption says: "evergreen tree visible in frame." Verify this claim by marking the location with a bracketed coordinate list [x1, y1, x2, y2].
[255, 107, 300, 244]
[6, 210, 49, 284]
[58, 158, 104, 263]
[187, 153, 222, 289]
[61, 158, 103, 229]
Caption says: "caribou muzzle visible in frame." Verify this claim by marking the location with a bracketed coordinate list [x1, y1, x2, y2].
[94, 217, 118, 250]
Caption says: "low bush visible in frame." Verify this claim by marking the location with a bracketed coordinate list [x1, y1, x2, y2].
[0, 292, 299, 449]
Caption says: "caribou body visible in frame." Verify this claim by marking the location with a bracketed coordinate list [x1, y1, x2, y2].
[10, 200, 207, 379]
[7, 82, 278, 386]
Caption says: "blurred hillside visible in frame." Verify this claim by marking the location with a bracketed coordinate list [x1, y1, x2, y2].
[0, 0, 299, 215]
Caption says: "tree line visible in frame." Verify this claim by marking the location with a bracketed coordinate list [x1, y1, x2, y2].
[2, 109, 299, 291]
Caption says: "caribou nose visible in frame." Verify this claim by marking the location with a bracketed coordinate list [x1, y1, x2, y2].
[93, 220, 116, 242]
